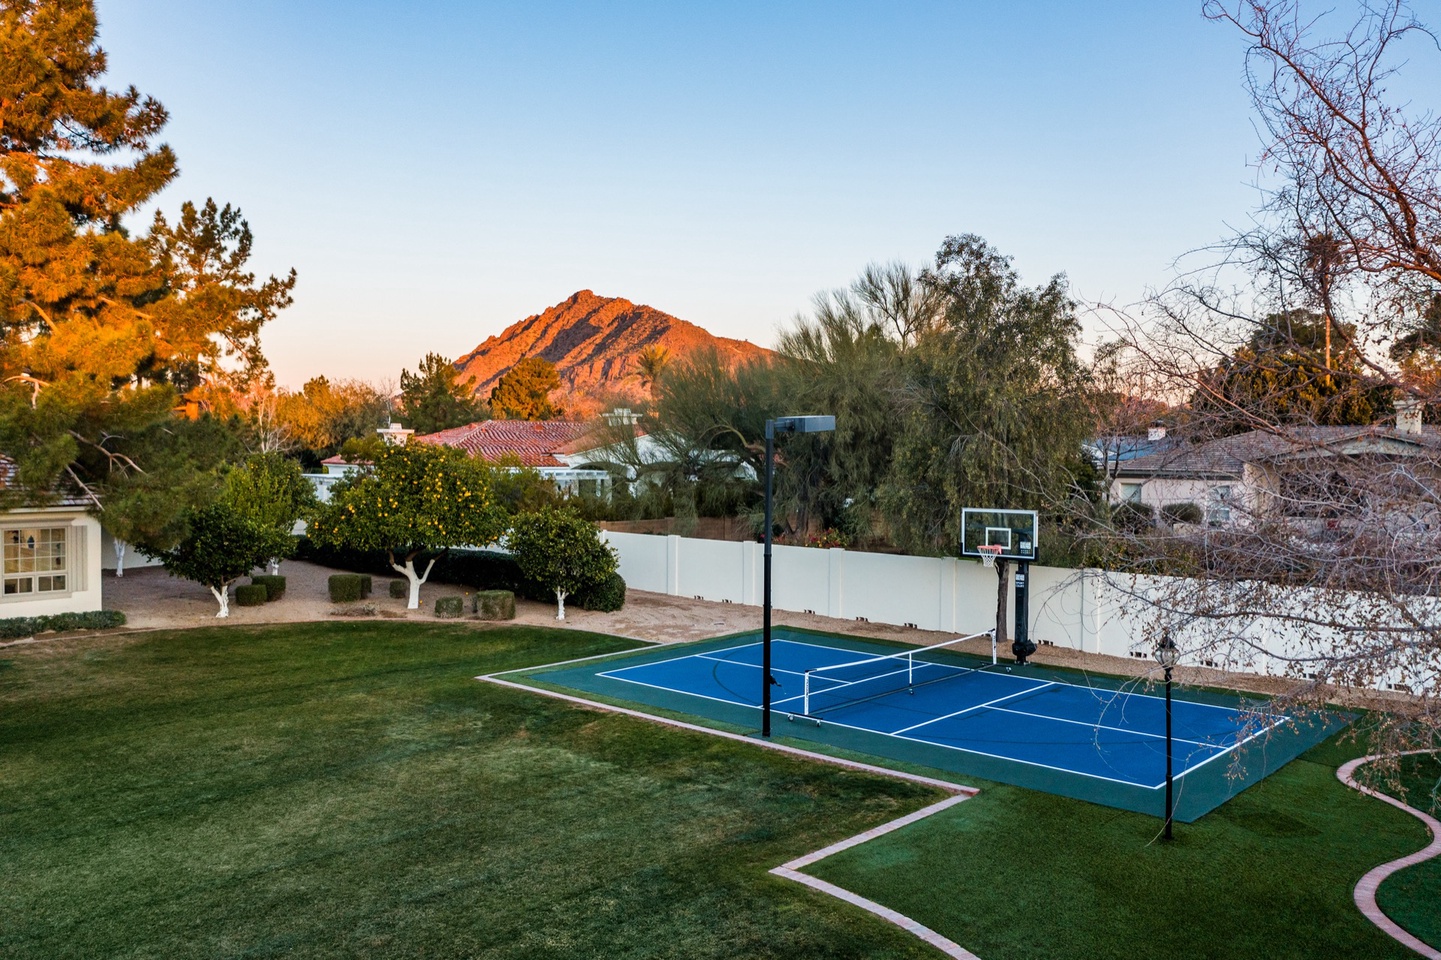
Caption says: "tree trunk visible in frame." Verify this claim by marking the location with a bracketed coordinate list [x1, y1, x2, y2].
[555, 588, 568, 620]
[210, 584, 230, 618]
[994, 558, 1010, 650]
[114, 539, 126, 578]
[390, 554, 438, 610]
[268, 557, 280, 576]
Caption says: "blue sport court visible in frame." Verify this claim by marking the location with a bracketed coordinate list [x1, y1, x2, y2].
[526, 629, 1346, 821]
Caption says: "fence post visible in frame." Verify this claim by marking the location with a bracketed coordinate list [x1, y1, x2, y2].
[827, 547, 844, 618]
[666, 535, 681, 596]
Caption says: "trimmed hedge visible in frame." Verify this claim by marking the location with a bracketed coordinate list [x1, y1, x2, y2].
[357, 575, 373, 598]
[0, 609, 127, 640]
[235, 584, 268, 607]
[473, 589, 516, 621]
[250, 575, 286, 601]
[576, 572, 627, 612]
[434, 596, 464, 619]
[1161, 502, 1204, 526]
[388, 579, 408, 599]
[297, 538, 545, 599]
[328, 574, 366, 603]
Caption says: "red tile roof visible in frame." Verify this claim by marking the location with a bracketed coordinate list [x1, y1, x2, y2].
[414, 420, 595, 468]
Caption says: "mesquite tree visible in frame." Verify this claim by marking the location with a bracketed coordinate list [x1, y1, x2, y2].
[507, 507, 617, 620]
[309, 443, 506, 608]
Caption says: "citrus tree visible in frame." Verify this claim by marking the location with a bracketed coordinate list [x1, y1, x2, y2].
[507, 506, 617, 620]
[158, 503, 292, 617]
[308, 443, 506, 608]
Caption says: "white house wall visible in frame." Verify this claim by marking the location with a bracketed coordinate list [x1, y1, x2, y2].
[1, 510, 104, 617]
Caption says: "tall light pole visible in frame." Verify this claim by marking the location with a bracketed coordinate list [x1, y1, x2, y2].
[762, 415, 835, 737]
[1154, 632, 1179, 840]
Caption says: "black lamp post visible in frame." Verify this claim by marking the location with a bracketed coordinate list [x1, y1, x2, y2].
[761, 415, 836, 737]
[1154, 631, 1179, 839]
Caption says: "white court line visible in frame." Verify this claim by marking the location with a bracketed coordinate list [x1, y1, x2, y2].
[592, 640, 1281, 790]
[889, 682, 1057, 735]
[983, 703, 1231, 749]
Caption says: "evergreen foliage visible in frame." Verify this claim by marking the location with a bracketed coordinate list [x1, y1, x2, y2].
[327, 574, 365, 603]
[308, 443, 507, 608]
[0, 1, 294, 503]
[0, 609, 125, 640]
[399, 353, 487, 434]
[248, 574, 285, 601]
[433, 596, 464, 618]
[1191, 311, 1385, 435]
[234, 584, 267, 607]
[473, 589, 516, 620]
[489, 357, 562, 420]
[156, 503, 291, 617]
[506, 507, 617, 619]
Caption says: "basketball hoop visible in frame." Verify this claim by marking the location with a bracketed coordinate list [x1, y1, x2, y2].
[977, 544, 1004, 569]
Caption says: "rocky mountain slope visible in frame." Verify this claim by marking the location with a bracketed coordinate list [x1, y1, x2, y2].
[454, 290, 770, 398]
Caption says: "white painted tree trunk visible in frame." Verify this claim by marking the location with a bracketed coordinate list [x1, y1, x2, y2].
[390, 555, 438, 610]
[554, 588, 568, 620]
[210, 584, 231, 618]
[268, 558, 280, 576]
[114, 540, 126, 578]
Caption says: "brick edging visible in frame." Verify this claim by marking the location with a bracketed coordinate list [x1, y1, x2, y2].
[478, 671, 983, 957]
[1336, 751, 1441, 960]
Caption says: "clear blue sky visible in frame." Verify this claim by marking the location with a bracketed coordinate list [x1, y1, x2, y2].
[101, 1, 1266, 389]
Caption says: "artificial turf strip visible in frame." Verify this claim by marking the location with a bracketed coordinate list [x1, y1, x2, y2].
[1375, 752, 1441, 951]
[0, 622, 947, 960]
[804, 734, 1436, 960]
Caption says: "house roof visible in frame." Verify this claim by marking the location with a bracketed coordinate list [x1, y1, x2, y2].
[1116, 425, 1441, 480]
[0, 456, 92, 509]
[415, 419, 600, 468]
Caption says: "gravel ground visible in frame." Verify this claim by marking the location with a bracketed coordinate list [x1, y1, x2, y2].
[0, 558, 1317, 700]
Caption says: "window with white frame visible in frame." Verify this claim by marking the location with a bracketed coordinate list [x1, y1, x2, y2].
[3, 527, 69, 597]
[1118, 482, 1143, 503]
[1206, 485, 1233, 525]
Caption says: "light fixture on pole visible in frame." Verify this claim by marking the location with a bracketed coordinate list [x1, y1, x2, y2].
[1153, 631, 1179, 839]
[762, 415, 836, 738]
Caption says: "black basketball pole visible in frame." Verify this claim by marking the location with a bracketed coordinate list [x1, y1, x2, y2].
[1011, 560, 1036, 664]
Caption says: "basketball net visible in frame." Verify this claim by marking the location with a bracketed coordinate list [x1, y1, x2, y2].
[977, 544, 1004, 569]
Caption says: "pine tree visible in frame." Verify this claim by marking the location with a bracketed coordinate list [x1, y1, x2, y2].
[0, 0, 294, 508]
[399, 353, 487, 434]
[489, 357, 562, 420]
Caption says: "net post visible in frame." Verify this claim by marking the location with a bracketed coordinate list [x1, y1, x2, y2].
[908, 652, 914, 688]
[803, 670, 811, 716]
[991, 628, 997, 666]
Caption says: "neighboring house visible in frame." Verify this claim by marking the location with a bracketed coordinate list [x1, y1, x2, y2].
[0, 458, 104, 616]
[1111, 410, 1441, 528]
[414, 416, 648, 496]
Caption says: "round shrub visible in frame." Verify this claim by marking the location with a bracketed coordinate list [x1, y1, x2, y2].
[473, 589, 516, 621]
[328, 574, 365, 603]
[389, 579, 408, 599]
[434, 595, 465, 619]
[1112, 501, 1156, 534]
[576, 572, 626, 612]
[235, 584, 268, 607]
[250, 574, 286, 601]
[1161, 502, 1203, 526]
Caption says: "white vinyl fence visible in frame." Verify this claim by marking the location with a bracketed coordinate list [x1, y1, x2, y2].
[600, 531, 1431, 691]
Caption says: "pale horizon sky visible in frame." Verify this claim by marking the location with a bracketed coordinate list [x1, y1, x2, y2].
[100, 2, 1297, 389]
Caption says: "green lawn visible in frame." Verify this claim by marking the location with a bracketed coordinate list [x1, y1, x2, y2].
[2, 621, 1436, 960]
[806, 736, 1437, 960]
[1376, 752, 1441, 950]
[0, 622, 943, 959]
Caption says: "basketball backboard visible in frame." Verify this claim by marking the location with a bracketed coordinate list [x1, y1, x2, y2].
[960, 508, 1038, 561]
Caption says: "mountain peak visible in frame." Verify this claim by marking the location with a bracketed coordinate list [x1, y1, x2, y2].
[454, 291, 769, 403]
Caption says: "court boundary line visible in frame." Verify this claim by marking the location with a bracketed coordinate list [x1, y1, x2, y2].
[598, 652, 1239, 790]
[1337, 751, 1441, 960]
[477, 671, 986, 960]
[891, 682, 1059, 735]
[625, 637, 1257, 716]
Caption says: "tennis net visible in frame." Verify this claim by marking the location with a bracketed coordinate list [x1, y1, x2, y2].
[800, 630, 995, 718]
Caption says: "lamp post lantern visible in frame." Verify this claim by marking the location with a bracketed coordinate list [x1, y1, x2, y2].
[762, 415, 835, 737]
[1154, 631, 1179, 839]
